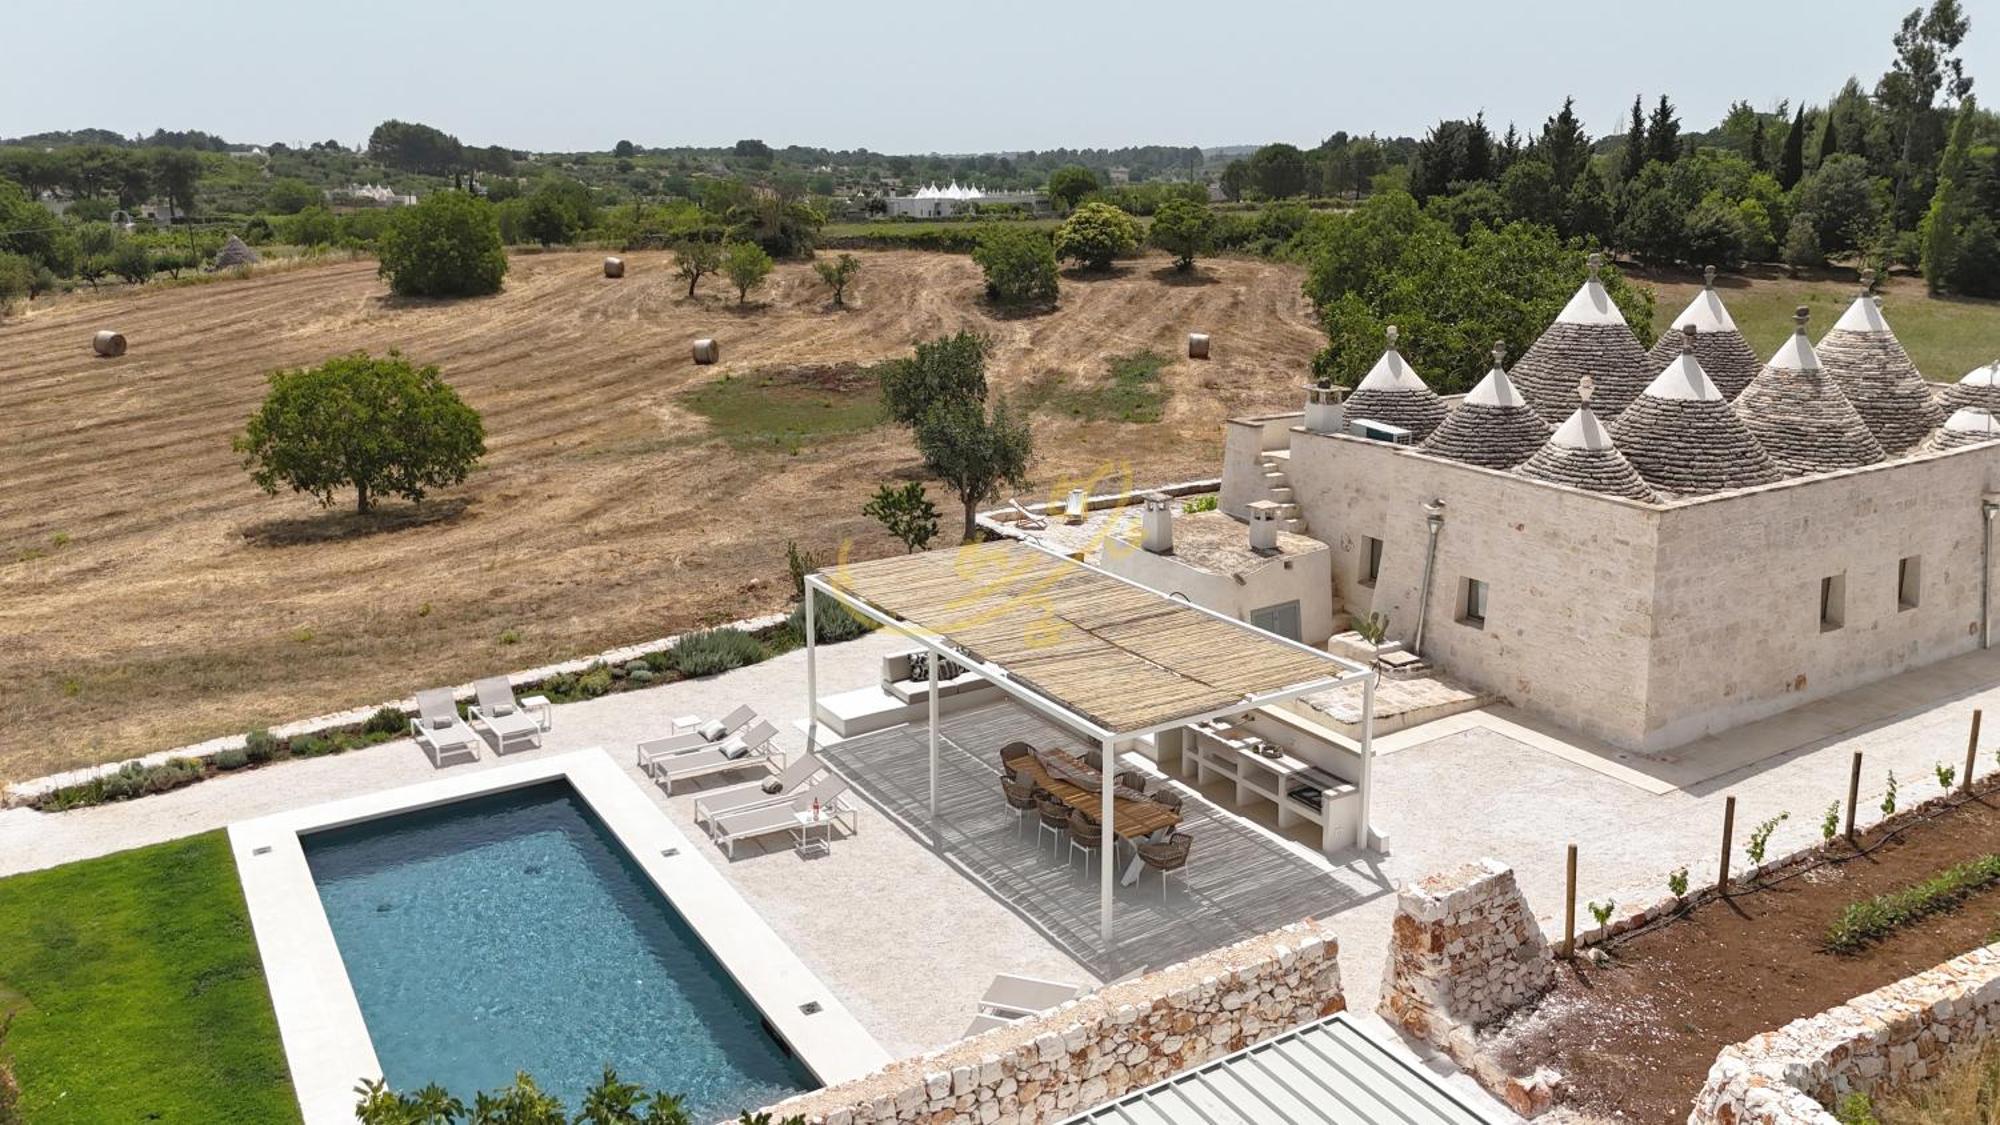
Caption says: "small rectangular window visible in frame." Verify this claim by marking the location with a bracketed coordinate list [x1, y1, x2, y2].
[1898, 556, 1922, 611]
[1359, 536, 1384, 588]
[1250, 601, 1303, 642]
[1820, 573, 1846, 632]
[1456, 577, 1489, 629]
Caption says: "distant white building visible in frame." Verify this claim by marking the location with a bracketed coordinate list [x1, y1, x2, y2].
[883, 181, 1046, 218]
[340, 183, 418, 207]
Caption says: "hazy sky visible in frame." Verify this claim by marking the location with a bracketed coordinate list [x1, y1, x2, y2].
[6, 1, 1993, 154]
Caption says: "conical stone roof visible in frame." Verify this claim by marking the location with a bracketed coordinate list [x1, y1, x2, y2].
[213, 234, 260, 269]
[1511, 253, 1653, 421]
[1815, 275, 1941, 454]
[1610, 326, 1782, 497]
[1516, 389, 1656, 501]
[1937, 360, 2000, 415]
[1421, 342, 1552, 469]
[1643, 266, 1759, 400]
[1922, 407, 2000, 452]
[1342, 326, 1446, 440]
[1734, 306, 1887, 477]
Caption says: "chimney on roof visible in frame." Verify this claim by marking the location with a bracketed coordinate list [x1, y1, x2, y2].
[1247, 500, 1280, 553]
[1141, 492, 1174, 555]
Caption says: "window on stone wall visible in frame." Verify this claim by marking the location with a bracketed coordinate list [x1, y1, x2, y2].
[1898, 556, 1922, 611]
[1360, 536, 1383, 588]
[1456, 577, 1489, 629]
[1820, 573, 1846, 632]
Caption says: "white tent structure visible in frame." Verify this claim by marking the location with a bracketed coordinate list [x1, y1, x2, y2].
[803, 540, 1378, 953]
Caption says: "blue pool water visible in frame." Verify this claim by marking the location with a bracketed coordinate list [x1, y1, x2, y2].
[303, 781, 815, 1118]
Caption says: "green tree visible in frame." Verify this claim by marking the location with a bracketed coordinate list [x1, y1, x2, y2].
[152, 148, 200, 221]
[1645, 95, 1682, 164]
[1147, 197, 1215, 270]
[110, 238, 153, 284]
[0, 177, 62, 269]
[520, 182, 584, 246]
[813, 252, 860, 306]
[1046, 165, 1099, 213]
[1616, 96, 1648, 184]
[1498, 158, 1560, 230]
[1538, 97, 1591, 190]
[613, 139, 637, 159]
[1684, 196, 1750, 269]
[1778, 108, 1808, 190]
[722, 241, 773, 303]
[376, 191, 508, 297]
[971, 225, 1058, 306]
[880, 330, 989, 426]
[265, 177, 320, 214]
[863, 481, 941, 552]
[354, 1077, 465, 1124]
[285, 204, 340, 247]
[1244, 142, 1310, 199]
[1053, 200, 1139, 270]
[1878, 0, 1973, 226]
[1783, 213, 1826, 270]
[0, 252, 33, 313]
[916, 394, 1034, 541]
[1920, 96, 1977, 292]
[234, 351, 486, 514]
[673, 239, 722, 298]
[367, 119, 465, 175]
[1565, 165, 1615, 244]
[1793, 154, 1885, 253]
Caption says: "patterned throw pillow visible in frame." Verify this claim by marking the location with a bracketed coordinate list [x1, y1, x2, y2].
[907, 652, 931, 683]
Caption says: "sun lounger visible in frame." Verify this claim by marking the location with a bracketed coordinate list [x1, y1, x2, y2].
[410, 688, 479, 767]
[652, 719, 781, 794]
[636, 732, 709, 775]
[469, 676, 542, 755]
[686, 703, 757, 743]
[710, 775, 854, 858]
[694, 751, 826, 836]
[977, 973, 1083, 1019]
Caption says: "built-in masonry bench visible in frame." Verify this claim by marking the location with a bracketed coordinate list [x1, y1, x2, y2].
[1168, 711, 1362, 855]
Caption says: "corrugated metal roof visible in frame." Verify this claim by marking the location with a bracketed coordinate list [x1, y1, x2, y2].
[1065, 1014, 1499, 1125]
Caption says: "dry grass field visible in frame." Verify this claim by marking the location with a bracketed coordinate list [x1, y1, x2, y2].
[0, 249, 1325, 779]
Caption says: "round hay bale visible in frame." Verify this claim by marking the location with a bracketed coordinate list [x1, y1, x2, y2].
[92, 330, 127, 357]
[1187, 332, 1211, 360]
[692, 338, 719, 365]
[603, 256, 625, 279]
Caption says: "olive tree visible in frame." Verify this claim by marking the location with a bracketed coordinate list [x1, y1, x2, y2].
[1052, 201, 1138, 270]
[375, 191, 507, 297]
[813, 252, 860, 306]
[1147, 198, 1215, 271]
[672, 239, 722, 297]
[723, 241, 773, 304]
[879, 330, 989, 426]
[971, 225, 1058, 307]
[234, 351, 486, 514]
[862, 481, 940, 552]
[915, 394, 1034, 542]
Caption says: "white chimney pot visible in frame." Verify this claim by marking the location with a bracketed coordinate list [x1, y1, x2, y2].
[1141, 492, 1174, 554]
[1247, 500, 1280, 552]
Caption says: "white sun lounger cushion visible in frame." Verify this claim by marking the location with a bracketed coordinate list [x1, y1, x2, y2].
[699, 718, 728, 741]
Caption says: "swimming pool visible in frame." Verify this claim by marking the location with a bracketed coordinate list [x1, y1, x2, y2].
[303, 779, 815, 1119]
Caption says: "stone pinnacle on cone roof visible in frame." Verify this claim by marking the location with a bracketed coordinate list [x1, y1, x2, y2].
[1510, 251, 1653, 421]
[1733, 306, 1886, 477]
[1343, 323, 1446, 439]
[1816, 269, 1942, 454]
[1421, 339, 1550, 469]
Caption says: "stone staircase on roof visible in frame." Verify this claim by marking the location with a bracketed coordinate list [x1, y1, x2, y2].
[1256, 450, 1309, 533]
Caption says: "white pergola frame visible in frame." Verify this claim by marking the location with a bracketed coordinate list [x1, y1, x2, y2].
[803, 543, 1379, 956]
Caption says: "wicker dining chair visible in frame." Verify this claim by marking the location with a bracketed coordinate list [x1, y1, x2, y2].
[1036, 794, 1071, 856]
[1136, 832, 1194, 899]
[1082, 749, 1104, 771]
[1148, 788, 1184, 814]
[1067, 807, 1104, 876]
[1115, 770, 1147, 793]
[999, 742, 1036, 778]
[1001, 774, 1039, 833]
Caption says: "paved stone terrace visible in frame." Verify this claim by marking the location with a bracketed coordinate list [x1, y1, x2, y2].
[5, 633, 2000, 1058]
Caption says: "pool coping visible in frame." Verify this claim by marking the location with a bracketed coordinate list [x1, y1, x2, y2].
[229, 748, 890, 1125]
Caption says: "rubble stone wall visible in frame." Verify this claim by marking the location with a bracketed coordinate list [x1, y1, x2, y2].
[1690, 943, 2000, 1125]
[760, 919, 1344, 1125]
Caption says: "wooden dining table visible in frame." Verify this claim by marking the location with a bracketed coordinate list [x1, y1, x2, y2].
[1010, 748, 1180, 884]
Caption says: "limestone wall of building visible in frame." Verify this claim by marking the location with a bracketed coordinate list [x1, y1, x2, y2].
[1220, 412, 1303, 520]
[1641, 446, 2000, 748]
[761, 919, 1344, 1125]
[1283, 431, 1661, 748]
[1689, 943, 2000, 1125]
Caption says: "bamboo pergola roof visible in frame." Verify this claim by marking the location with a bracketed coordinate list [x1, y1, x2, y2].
[818, 540, 1352, 735]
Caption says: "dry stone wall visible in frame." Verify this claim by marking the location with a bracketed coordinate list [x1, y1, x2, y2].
[760, 919, 1344, 1125]
[1379, 859, 1559, 1115]
[1689, 943, 2000, 1125]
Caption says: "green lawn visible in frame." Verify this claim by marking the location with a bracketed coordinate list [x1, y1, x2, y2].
[1645, 272, 2000, 383]
[1023, 350, 1173, 424]
[0, 832, 298, 1124]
